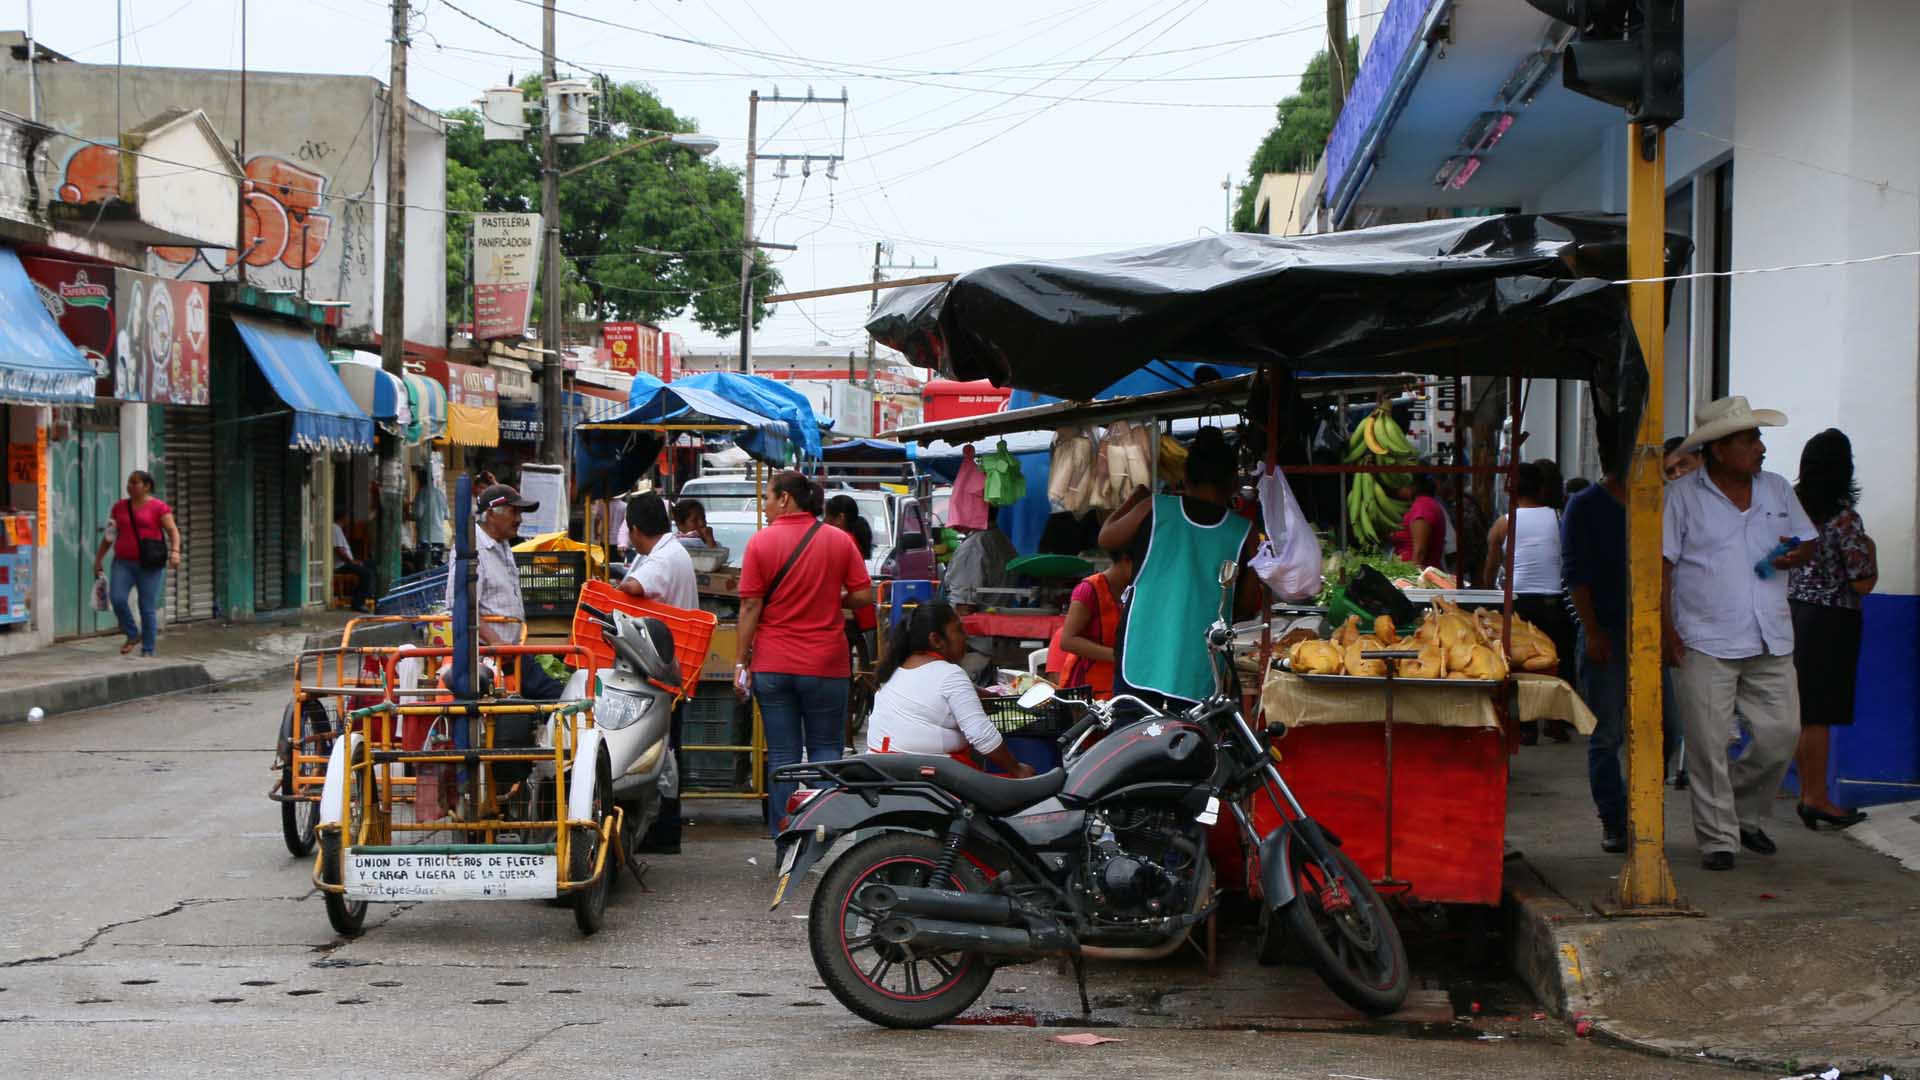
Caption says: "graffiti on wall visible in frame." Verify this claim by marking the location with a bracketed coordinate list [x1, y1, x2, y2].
[56, 144, 342, 279]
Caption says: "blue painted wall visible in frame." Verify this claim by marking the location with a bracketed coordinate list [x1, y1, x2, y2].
[1831, 593, 1920, 806]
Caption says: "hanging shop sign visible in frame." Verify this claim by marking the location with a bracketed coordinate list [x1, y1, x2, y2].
[602, 322, 668, 380]
[473, 213, 542, 341]
[498, 402, 544, 443]
[20, 257, 210, 404]
[489, 357, 536, 400]
[420, 359, 500, 447]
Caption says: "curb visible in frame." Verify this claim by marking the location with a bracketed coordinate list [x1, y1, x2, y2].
[0, 662, 212, 725]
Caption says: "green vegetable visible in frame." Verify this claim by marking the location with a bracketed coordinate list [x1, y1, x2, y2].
[1316, 548, 1421, 606]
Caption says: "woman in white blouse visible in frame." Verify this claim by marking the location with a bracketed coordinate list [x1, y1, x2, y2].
[867, 602, 1036, 776]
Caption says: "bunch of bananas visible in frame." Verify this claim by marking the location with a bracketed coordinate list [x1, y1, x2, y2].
[1342, 407, 1419, 548]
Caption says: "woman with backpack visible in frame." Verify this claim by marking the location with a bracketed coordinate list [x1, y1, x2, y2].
[91, 469, 181, 656]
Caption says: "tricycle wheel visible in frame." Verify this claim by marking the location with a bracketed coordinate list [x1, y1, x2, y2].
[571, 750, 614, 935]
[1279, 831, 1409, 1016]
[279, 700, 332, 857]
[320, 834, 368, 936]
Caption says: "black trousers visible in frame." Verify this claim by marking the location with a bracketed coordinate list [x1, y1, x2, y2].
[643, 702, 685, 848]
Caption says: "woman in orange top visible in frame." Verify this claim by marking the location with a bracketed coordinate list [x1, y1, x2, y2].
[1058, 550, 1134, 698]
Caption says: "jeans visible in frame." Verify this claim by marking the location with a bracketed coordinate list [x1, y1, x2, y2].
[110, 558, 165, 655]
[1580, 624, 1681, 832]
[755, 672, 849, 838]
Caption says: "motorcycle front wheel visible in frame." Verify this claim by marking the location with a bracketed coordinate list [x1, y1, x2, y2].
[1278, 830, 1410, 1016]
[808, 832, 993, 1029]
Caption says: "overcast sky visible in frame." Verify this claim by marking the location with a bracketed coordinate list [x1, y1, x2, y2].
[27, 0, 1362, 353]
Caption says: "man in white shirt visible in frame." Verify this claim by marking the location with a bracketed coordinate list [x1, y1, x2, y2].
[620, 496, 698, 609]
[1663, 397, 1816, 871]
[332, 511, 375, 610]
[447, 482, 561, 700]
[616, 494, 697, 854]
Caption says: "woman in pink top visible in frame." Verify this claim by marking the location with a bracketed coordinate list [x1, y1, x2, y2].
[1389, 474, 1447, 567]
[91, 470, 182, 656]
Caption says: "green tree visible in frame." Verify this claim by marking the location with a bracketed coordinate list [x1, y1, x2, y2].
[443, 78, 779, 335]
[1230, 43, 1358, 233]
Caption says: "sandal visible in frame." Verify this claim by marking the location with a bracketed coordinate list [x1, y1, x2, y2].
[120, 640, 138, 655]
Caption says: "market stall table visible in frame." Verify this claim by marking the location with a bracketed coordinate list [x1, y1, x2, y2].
[1226, 669, 1595, 907]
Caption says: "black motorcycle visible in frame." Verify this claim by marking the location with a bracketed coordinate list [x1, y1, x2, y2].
[769, 561, 1408, 1028]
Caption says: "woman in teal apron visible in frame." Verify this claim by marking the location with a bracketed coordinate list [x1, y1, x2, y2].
[1097, 428, 1259, 707]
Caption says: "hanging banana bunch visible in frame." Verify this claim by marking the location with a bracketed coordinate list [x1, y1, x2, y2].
[1342, 406, 1419, 548]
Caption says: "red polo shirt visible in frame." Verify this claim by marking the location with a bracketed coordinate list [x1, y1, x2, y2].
[740, 512, 872, 678]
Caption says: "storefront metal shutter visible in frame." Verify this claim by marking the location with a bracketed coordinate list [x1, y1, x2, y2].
[160, 407, 216, 622]
[253, 416, 293, 613]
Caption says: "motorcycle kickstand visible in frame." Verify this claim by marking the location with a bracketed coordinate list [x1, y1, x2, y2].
[1071, 954, 1091, 1018]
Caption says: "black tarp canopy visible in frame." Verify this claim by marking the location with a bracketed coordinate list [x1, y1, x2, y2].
[867, 213, 1688, 461]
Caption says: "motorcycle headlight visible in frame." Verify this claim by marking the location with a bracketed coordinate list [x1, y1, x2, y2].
[594, 690, 644, 731]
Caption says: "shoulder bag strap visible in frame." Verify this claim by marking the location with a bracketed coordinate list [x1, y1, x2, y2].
[761, 520, 823, 609]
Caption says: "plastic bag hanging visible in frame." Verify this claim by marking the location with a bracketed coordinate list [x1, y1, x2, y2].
[1248, 463, 1323, 601]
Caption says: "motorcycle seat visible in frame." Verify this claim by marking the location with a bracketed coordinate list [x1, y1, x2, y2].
[853, 753, 1065, 815]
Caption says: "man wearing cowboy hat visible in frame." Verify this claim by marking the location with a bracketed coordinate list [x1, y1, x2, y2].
[1663, 396, 1817, 871]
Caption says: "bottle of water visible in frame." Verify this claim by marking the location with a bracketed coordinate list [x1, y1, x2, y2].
[1753, 536, 1802, 579]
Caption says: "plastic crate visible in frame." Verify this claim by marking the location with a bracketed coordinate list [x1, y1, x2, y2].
[374, 564, 447, 615]
[515, 550, 586, 618]
[681, 683, 753, 791]
[570, 579, 718, 697]
[980, 685, 1093, 739]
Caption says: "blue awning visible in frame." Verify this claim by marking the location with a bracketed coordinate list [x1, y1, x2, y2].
[573, 381, 794, 498]
[670, 371, 824, 461]
[230, 315, 374, 452]
[0, 248, 99, 405]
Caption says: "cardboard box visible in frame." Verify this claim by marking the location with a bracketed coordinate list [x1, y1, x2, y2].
[700, 623, 739, 680]
[696, 569, 741, 597]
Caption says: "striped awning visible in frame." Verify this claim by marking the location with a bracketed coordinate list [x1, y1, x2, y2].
[403, 371, 447, 445]
[330, 352, 411, 435]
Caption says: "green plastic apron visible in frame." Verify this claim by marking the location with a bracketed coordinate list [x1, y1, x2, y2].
[1118, 495, 1251, 703]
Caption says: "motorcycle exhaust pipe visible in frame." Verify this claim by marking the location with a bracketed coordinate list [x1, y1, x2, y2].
[875, 915, 1045, 957]
[858, 884, 1018, 926]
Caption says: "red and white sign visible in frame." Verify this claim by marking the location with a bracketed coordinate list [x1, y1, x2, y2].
[422, 360, 499, 407]
[602, 322, 668, 380]
[472, 213, 541, 341]
[20, 257, 211, 404]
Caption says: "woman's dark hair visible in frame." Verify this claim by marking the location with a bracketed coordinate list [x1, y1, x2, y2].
[1409, 474, 1438, 498]
[824, 493, 858, 523]
[671, 499, 705, 527]
[626, 495, 671, 539]
[128, 469, 157, 493]
[769, 470, 822, 515]
[1514, 462, 1546, 502]
[1795, 427, 1858, 525]
[1565, 477, 1591, 496]
[1185, 426, 1236, 491]
[876, 601, 961, 684]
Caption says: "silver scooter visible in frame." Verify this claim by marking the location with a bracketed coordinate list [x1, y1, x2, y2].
[548, 601, 680, 870]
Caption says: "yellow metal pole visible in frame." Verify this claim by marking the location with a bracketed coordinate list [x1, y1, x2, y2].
[1617, 123, 1680, 908]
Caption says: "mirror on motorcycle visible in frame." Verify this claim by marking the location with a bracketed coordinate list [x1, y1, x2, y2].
[1016, 682, 1057, 711]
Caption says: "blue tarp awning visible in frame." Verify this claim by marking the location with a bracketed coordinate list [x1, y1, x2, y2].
[670, 371, 824, 461]
[231, 315, 374, 452]
[822, 438, 915, 462]
[574, 380, 794, 499]
[0, 248, 98, 405]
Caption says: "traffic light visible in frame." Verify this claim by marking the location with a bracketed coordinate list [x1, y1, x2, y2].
[1524, 0, 1684, 127]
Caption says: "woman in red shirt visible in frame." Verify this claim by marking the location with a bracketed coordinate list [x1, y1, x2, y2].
[90, 470, 182, 656]
[1057, 549, 1134, 698]
[1390, 475, 1447, 567]
[735, 471, 875, 838]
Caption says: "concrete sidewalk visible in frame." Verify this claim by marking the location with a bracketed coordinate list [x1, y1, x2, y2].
[1502, 735, 1920, 1077]
[0, 611, 357, 724]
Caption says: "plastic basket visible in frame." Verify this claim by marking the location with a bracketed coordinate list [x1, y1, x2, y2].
[374, 564, 447, 615]
[570, 579, 718, 697]
[681, 683, 753, 791]
[516, 550, 586, 618]
[980, 685, 1093, 739]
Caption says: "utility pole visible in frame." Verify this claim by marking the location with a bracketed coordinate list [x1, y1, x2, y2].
[864, 240, 883, 391]
[375, 0, 409, 595]
[538, 0, 565, 463]
[1326, 0, 1349, 133]
[736, 90, 759, 374]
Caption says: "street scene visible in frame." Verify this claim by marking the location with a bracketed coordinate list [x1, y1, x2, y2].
[1, 2, 1918, 1078]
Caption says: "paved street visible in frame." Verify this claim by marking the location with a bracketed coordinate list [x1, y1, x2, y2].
[0, 675, 1760, 1079]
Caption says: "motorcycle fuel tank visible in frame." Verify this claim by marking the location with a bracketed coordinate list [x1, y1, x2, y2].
[1059, 718, 1215, 805]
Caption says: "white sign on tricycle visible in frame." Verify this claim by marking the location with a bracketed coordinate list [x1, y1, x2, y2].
[343, 850, 558, 901]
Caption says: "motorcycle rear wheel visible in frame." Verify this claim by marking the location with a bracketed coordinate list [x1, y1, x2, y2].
[1279, 831, 1409, 1016]
[808, 832, 993, 1029]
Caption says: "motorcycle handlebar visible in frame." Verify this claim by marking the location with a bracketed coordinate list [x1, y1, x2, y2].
[1057, 713, 1097, 751]
[578, 601, 612, 624]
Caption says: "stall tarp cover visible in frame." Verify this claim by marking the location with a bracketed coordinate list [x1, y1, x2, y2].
[867, 213, 1689, 462]
[573, 380, 792, 499]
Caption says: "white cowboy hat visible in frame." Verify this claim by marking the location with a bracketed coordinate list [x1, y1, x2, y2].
[1677, 395, 1787, 452]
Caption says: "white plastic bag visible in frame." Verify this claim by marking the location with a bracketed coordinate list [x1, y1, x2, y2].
[1248, 464, 1323, 602]
[90, 573, 110, 612]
